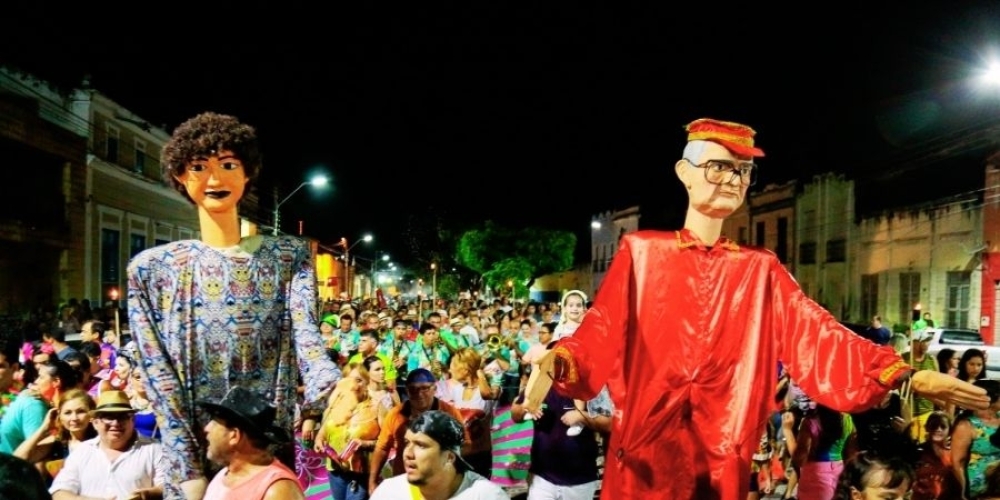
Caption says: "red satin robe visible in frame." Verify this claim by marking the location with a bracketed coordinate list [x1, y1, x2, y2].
[553, 229, 909, 500]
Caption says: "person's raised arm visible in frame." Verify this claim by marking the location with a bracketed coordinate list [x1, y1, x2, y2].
[290, 240, 341, 420]
[951, 418, 973, 500]
[128, 256, 207, 499]
[13, 407, 56, 464]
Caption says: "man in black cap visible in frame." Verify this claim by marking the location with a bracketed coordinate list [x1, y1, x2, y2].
[198, 387, 304, 500]
[370, 411, 508, 500]
[368, 368, 468, 493]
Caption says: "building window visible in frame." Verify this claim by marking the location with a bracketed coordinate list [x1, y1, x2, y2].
[134, 139, 146, 174]
[106, 125, 120, 163]
[155, 239, 170, 247]
[799, 242, 817, 264]
[776, 217, 788, 263]
[826, 239, 846, 263]
[755, 221, 765, 247]
[861, 274, 878, 322]
[738, 226, 748, 246]
[101, 228, 120, 298]
[899, 272, 921, 327]
[130, 234, 146, 259]
[947, 271, 972, 329]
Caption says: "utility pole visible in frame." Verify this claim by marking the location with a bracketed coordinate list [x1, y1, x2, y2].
[272, 186, 280, 236]
[431, 263, 437, 303]
[342, 237, 351, 299]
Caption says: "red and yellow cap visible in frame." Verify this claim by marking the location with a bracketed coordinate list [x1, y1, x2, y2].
[684, 118, 765, 158]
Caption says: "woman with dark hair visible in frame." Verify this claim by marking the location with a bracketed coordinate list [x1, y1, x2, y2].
[957, 348, 987, 384]
[0, 360, 77, 455]
[936, 348, 958, 378]
[832, 451, 913, 500]
[794, 404, 857, 500]
[911, 411, 960, 500]
[99, 349, 133, 394]
[952, 379, 1000, 499]
[363, 355, 399, 426]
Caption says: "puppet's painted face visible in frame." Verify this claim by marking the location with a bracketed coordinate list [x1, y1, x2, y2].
[676, 141, 750, 219]
[174, 149, 248, 213]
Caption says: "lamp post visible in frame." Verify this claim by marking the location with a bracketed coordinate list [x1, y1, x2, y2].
[339, 234, 372, 299]
[371, 252, 390, 299]
[272, 174, 329, 236]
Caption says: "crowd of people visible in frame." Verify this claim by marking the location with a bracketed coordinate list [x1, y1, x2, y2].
[760, 325, 1000, 500]
[0, 293, 611, 500]
[13, 295, 1000, 500]
[3, 112, 997, 500]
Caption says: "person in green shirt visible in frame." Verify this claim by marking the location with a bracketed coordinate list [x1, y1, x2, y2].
[348, 330, 396, 388]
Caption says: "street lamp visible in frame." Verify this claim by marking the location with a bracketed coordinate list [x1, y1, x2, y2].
[339, 234, 372, 299]
[979, 60, 1000, 87]
[272, 174, 329, 236]
[371, 252, 390, 298]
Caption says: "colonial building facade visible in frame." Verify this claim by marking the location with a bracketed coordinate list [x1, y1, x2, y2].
[589, 205, 640, 295]
[0, 73, 87, 312]
[0, 67, 266, 315]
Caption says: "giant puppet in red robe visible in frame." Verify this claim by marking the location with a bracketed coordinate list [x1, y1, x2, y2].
[524, 118, 989, 500]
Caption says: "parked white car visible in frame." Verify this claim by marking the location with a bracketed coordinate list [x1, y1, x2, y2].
[923, 328, 1000, 377]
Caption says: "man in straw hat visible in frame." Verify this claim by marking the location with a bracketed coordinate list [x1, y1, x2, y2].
[50, 390, 164, 500]
[524, 118, 990, 499]
[369, 410, 507, 500]
[198, 387, 303, 500]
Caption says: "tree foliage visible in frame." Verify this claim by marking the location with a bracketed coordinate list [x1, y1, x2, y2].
[455, 221, 577, 294]
[434, 273, 462, 300]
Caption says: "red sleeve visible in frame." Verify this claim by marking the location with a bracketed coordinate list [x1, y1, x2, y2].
[553, 236, 634, 401]
[771, 259, 909, 412]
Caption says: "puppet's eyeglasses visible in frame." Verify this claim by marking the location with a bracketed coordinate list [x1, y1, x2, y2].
[684, 158, 757, 186]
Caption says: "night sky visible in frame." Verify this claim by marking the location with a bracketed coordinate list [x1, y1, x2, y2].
[4, 2, 1000, 265]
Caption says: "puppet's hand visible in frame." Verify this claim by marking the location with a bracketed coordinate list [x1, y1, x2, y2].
[911, 370, 990, 410]
[537, 347, 573, 382]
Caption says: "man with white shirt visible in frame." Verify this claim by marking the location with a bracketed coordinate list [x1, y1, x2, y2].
[51, 390, 164, 500]
[370, 411, 508, 500]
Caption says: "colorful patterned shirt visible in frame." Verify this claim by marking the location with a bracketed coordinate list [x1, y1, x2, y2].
[127, 236, 341, 499]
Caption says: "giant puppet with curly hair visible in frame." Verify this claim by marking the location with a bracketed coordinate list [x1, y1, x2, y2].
[523, 118, 991, 500]
[126, 112, 341, 500]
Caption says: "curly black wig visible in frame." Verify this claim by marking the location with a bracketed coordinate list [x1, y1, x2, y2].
[161, 112, 262, 204]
